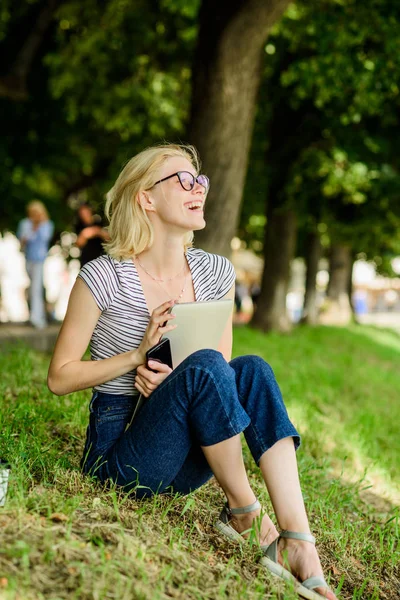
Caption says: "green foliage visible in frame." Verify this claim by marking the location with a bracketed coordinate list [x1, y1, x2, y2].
[241, 0, 400, 269]
[1, 0, 400, 270]
[279, 0, 400, 124]
[0, 0, 200, 231]
[46, 0, 196, 138]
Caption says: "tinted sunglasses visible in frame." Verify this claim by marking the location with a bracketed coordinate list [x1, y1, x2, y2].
[153, 171, 210, 192]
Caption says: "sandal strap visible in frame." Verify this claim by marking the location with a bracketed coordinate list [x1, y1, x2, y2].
[263, 536, 279, 562]
[302, 576, 329, 591]
[280, 530, 316, 544]
[227, 500, 261, 515]
[262, 530, 315, 563]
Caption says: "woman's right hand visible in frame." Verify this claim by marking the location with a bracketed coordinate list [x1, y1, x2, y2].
[136, 300, 177, 365]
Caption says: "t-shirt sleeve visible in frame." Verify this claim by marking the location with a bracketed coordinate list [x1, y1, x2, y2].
[78, 256, 119, 311]
[209, 253, 236, 300]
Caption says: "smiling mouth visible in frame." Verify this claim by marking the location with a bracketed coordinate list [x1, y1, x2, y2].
[186, 202, 204, 211]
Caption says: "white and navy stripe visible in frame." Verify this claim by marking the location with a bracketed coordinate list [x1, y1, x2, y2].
[78, 248, 235, 396]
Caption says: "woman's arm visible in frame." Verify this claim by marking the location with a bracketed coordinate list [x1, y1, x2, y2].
[76, 226, 110, 248]
[218, 284, 235, 362]
[47, 278, 142, 396]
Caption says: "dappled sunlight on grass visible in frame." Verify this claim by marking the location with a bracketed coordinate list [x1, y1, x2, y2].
[282, 393, 400, 504]
[234, 324, 400, 504]
[349, 324, 400, 354]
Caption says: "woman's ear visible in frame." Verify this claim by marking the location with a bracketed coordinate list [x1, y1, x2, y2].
[137, 191, 156, 213]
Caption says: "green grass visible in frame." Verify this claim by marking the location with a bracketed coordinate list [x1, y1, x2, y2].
[0, 325, 399, 599]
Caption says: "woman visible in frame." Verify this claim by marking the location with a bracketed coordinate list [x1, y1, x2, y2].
[48, 144, 337, 600]
[17, 200, 54, 329]
[75, 202, 109, 266]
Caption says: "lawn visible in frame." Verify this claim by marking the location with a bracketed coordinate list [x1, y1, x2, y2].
[0, 324, 399, 600]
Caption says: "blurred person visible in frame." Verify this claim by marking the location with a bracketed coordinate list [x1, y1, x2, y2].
[250, 280, 261, 312]
[17, 201, 54, 328]
[48, 144, 337, 600]
[352, 289, 368, 316]
[234, 280, 247, 314]
[384, 289, 398, 312]
[75, 203, 109, 266]
[0, 231, 30, 323]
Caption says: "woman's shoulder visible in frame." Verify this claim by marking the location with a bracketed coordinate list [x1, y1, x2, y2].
[78, 254, 126, 290]
[80, 253, 120, 272]
[187, 247, 235, 299]
[78, 254, 123, 310]
[187, 247, 234, 271]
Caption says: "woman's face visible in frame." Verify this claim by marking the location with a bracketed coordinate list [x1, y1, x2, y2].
[147, 156, 207, 232]
[78, 205, 93, 225]
[28, 207, 45, 224]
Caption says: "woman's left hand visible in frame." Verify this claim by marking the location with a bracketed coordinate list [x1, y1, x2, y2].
[134, 361, 172, 398]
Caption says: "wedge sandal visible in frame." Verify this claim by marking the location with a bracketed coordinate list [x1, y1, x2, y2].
[215, 499, 269, 547]
[260, 530, 332, 600]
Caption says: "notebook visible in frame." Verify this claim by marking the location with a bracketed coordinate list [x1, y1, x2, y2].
[165, 298, 233, 367]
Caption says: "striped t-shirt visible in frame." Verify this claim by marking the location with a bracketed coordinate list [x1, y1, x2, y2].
[78, 247, 236, 395]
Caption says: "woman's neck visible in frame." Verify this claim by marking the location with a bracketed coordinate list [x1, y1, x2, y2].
[136, 243, 187, 281]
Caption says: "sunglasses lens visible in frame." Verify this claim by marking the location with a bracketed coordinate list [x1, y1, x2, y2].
[197, 175, 209, 190]
[178, 172, 194, 190]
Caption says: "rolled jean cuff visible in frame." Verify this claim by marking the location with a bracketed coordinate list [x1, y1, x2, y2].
[250, 426, 301, 465]
[198, 413, 251, 447]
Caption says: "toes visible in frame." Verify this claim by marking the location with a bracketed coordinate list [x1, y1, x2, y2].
[315, 587, 337, 600]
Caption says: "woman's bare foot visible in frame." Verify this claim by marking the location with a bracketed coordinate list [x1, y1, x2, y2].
[278, 538, 338, 599]
[230, 507, 279, 547]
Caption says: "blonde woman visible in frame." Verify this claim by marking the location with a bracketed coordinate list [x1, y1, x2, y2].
[17, 201, 54, 329]
[48, 145, 337, 600]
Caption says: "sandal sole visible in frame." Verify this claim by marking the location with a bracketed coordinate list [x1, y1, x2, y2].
[215, 519, 245, 544]
[260, 555, 330, 600]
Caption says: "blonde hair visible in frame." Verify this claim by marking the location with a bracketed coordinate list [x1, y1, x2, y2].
[104, 144, 201, 260]
[27, 200, 49, 220]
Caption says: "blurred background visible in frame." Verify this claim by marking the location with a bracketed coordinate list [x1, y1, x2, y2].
[1, 0, 400, 334]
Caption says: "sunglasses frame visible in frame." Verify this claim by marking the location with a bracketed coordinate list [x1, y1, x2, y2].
[153, 171, 209, 192]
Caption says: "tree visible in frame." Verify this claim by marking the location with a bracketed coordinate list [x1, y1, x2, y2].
[0, 0, 199, 231]
[188, 0, 291, 257]
[247, 0, 400, 331]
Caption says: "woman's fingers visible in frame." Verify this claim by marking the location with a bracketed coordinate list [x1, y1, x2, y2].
[147, 361, 171, 374]
[149, 301, 175, 328]
[156, 323, 177, 337]
[134, 380, 149, 398]
[134, 375, 155, 395]
[153, 313, 175, 328]
[135, 364, 172, 397]
[152, 299, 175, 317]
[137, 364, 157, 378]
[147, 313, 175, 341]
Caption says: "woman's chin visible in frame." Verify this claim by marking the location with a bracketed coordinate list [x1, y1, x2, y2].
[192, 218, 206, 231]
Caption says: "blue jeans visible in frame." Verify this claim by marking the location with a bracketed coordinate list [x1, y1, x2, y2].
[81, 350, 300, 499]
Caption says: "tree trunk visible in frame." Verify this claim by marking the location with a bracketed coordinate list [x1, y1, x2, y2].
[247, 77, 323, 332]
[0, 0, 58, 101]
[319, 244, 353, 325]
[301, 231, 322, 325]
[188, 0, 290, 257]
[251, 209, 297, 332]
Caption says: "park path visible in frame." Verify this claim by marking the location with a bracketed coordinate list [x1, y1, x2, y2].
[0, 323, 60, 353]
[356, 312, 400, 335]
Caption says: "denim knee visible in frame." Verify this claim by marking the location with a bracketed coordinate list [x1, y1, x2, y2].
[171, 348, 250, 446]
[180, 348, 226, 370]
[230, 354, 275, 378]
